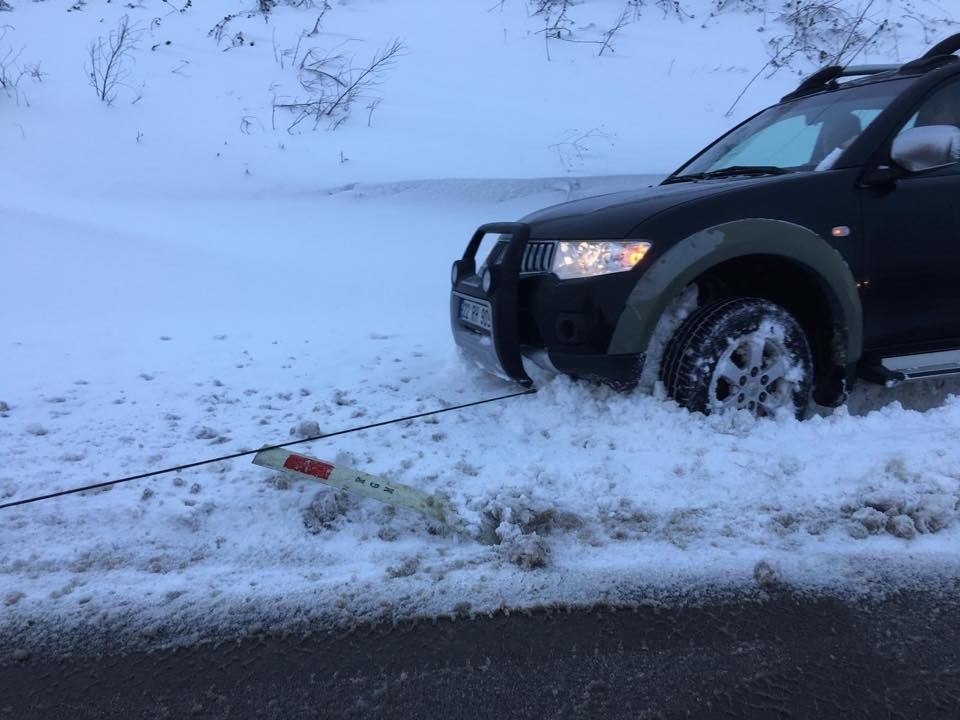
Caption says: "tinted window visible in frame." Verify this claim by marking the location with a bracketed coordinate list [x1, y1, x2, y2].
[901, 79, 960, 131]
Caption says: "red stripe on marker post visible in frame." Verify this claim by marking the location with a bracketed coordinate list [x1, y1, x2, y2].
[283, 454, 335, 480]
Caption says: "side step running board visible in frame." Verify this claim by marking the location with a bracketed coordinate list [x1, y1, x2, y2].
[861, 349, 960, 387]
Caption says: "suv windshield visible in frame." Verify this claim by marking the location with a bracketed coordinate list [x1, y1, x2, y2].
[671, 78, 913, 180]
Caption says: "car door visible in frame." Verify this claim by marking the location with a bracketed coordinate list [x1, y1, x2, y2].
[860, 78, 960, 351]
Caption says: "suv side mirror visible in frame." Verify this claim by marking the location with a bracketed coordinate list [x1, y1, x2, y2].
[891, 125, 960, 172]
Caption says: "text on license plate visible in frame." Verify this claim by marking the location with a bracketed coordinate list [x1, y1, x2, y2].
[459, 298, 492, 331]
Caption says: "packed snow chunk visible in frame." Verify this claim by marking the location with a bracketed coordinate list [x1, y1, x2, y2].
[770, 511, 799, 536]
[484, 493, 583, 537]
[857, 483, 957, 537]
[193, 426, 219, 440]
[302, 489, 354, 534]
[851, 507, 887, 534]
[600, 499, 656, 540]
[501, 533, 550, 571]
[386, 556, 421, 579]
[887, 515, 918, 540]
[909, 504, 953, 535]
[662, 508, 706, 549]
[859, 492, 902, 514]
[292, 420, 321, 438]
[846, 522, 870, 540]
[24, 423, 48, 436]
[884, 456, 921, 483]
[753, 560, 780, 589]
[487, 502, 553, 570]
[268, 472, 292, 491]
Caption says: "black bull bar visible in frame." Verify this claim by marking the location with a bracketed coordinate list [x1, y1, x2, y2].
[450, 222, 533, 386]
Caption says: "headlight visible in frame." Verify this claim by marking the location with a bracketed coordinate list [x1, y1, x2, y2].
[551, 240, 652, 280]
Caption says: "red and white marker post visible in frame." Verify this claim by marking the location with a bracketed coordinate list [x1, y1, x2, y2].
[253, 448, 497, 544]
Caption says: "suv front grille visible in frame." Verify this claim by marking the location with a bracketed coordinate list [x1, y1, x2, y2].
[521, 241, 555, 274]
[484, 241, 555, 276]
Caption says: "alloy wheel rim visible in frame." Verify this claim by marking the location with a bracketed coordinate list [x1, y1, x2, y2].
[708, 329, 797, 417]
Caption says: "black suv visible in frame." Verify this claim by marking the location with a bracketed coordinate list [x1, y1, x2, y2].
[450, 34, 960, 418]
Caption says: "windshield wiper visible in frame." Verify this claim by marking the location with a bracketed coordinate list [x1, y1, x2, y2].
[664, 165, 790, 184]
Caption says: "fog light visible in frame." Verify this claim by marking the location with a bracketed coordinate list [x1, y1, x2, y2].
[451, 261, 460, 286]
[481, 267, 493, 294]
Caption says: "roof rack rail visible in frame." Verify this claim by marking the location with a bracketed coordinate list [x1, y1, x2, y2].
[781, 64, 900, 101]
[899, 32, 960, 73]
[780, 33, 960, 103]
[922, 32, 960, 59]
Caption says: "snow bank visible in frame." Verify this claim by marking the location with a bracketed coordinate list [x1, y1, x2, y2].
[2, 0, 958, 650]
[3, 181, 960, 652]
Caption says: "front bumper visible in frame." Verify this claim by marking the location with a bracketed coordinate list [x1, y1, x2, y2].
[449, 223, 644, 387]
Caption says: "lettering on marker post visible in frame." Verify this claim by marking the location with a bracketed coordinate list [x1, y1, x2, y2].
[253, 448, 453, 527]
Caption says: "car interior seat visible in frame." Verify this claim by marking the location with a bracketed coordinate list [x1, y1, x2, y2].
[812, 111, 862, 163]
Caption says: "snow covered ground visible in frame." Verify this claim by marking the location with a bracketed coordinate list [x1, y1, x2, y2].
[2, 0, 960, 649]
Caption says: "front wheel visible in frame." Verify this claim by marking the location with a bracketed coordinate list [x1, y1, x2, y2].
[660, 298, 813, 419]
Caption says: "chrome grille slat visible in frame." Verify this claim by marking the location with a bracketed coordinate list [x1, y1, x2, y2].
[523, 241, 554, 275]
[485, 241, 555, 276]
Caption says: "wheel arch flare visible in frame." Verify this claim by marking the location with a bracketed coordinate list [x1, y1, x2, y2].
[609, 219, 863, 400]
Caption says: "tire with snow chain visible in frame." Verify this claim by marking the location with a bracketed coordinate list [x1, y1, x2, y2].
[660, 298, 813, 418]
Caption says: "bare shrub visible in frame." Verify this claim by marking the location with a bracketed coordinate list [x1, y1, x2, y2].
[548, 126, 616, 172]
[627, 0, 694, 19]
[530, 0, 575, 33]
[21, 59, 44, 82]
[209, 14, 240, 45]
[724, 0, 958, 115]
[307, 0, 332, 36]
[899, 0, 960, 44]
[598, 6, 631, 56]
[259, 0, 319, 15]
[273, 38, 405, 131]
[87, 14, 141, 104]
[160, 0, 192, 13]
[771, 0, 890, 68]
[0, 28, 41, 103]
[0, 45, 23, 91]
[710, 0, 767, 12]
[528, 0, 680, 60]
[530, 0, 577, 59]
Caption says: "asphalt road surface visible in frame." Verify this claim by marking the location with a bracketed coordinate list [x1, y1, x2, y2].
[3, 584, 959, 719]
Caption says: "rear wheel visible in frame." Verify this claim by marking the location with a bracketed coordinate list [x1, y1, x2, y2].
[660, 298, 813, 418]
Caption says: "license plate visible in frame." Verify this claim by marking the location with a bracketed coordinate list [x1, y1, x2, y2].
[459, 298, 492, 331]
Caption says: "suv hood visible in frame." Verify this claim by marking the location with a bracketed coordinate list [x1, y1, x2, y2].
[521, 175, 786, 239]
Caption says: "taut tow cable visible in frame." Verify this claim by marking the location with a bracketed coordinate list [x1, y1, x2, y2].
[0, 388, 536, 511]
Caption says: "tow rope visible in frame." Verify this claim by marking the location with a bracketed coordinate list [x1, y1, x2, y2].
[0, 388, 536, 511]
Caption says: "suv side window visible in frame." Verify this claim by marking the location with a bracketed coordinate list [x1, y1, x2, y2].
[901, 79, 960, 132]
